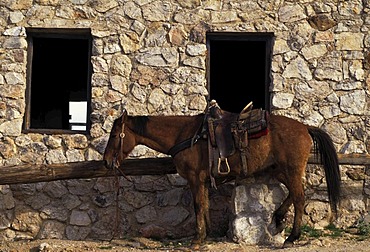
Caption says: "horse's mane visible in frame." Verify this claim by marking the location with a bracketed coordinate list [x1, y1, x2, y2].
[128, 116, 149, 136]
[127, 114, 205, 136]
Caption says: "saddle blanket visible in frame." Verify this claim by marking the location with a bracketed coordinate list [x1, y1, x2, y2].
[248, 128, 269, 139]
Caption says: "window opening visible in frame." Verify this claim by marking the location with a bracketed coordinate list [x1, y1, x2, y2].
[207, 32, 274, 113]
[25, 29, 92, 134]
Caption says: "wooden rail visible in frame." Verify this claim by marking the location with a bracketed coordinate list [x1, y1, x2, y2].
[0, 154, 369, 185]
[0, 158, 176, 185]
[308, 153, 370, 166]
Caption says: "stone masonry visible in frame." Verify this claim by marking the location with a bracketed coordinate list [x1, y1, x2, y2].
[0, 0, 369, 245]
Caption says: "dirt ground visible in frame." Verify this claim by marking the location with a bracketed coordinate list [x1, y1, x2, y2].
[0, 233, 369, 252]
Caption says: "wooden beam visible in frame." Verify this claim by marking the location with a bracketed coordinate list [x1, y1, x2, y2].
[0, 158, 177, 185]
[0, 154, 369, 185]
[308, 153, 370, 165]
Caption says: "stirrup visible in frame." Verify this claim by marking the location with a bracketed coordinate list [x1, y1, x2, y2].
[217, 157, 231, 175]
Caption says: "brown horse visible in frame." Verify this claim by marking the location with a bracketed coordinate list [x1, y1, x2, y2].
[103, 106, 341, 248]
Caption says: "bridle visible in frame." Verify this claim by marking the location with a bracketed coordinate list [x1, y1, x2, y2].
[112, 120, 126, 169]
[119, 123, 126, 150]
[111, 120, 133, 181]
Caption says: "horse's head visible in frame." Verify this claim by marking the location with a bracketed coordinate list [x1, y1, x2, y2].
[103, 110, 137, 170]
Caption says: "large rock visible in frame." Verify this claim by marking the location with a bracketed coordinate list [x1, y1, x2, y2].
[230, 177, 286, 245]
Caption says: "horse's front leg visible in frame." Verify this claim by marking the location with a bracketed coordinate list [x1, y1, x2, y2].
[188, 177, 209, 248]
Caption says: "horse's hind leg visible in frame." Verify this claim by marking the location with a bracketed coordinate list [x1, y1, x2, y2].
[272, 193, 293, 234]
[283, 177, 305, 247]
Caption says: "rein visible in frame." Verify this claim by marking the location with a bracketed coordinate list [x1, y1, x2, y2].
[111, 120, 130, 240]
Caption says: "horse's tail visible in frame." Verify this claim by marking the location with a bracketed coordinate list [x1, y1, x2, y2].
[308, 126, 341, 215]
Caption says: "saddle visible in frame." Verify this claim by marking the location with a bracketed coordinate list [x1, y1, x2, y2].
[206, 100, 269, 186]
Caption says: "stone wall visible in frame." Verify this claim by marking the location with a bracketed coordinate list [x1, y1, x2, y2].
[0, 175, 234, 241]
[0, 0, 369, 244]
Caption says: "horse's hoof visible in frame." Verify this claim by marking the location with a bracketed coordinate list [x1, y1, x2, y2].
[275, 223, 286, 235]
[283, 240, 294, 248]
[271, 215, 286, 235]
[269, 218, 285, 236]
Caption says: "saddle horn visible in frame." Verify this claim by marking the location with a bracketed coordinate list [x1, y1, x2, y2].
[240, 101, 253, 114]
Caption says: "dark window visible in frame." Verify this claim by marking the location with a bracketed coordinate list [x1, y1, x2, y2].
[24, 28, 92, 134]
[207, 32, 274, 113]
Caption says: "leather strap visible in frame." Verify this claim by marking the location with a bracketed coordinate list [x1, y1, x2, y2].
[168, 138, 194, 157]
